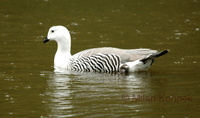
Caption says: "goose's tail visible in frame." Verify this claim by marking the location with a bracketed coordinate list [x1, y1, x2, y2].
[140, 50, 168, 64]
[120, 50, 168, 74]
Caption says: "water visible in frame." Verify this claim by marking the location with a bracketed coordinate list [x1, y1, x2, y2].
[0, 0, 200, 117]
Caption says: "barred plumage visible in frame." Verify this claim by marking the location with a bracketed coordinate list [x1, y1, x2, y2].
[70, 53, 121, 73]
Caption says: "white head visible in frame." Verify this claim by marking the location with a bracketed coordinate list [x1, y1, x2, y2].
[44, 25, 71, 43]
[44, 25, 71, 53]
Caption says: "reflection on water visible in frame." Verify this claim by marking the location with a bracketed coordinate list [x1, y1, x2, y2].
[45, 73, 73, 117]
[42, 71, 152, 117]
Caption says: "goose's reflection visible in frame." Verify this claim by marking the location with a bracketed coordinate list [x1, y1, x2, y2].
[43, 72, 74, 117]
[41, 71, 153, 117]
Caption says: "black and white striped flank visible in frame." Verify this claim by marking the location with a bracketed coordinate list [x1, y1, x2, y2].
[70, 53, 121, 73]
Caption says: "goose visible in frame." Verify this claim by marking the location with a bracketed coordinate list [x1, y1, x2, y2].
[43, 25, 168, 74]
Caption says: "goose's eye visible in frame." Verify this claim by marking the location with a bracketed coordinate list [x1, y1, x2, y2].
[51, 30, 54, 33]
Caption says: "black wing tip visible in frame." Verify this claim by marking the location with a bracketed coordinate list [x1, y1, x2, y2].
[155, 50, 169, 58]
[140, 50, 169, 64]
[162, 50, 169, 54]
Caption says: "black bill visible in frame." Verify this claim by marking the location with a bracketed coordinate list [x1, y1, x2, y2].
[43, 37, 50, 43]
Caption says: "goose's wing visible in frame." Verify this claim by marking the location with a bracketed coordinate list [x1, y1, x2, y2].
[72, 47, 158, 63]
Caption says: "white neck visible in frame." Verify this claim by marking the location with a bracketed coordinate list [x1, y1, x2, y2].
[54, 36, 72, 70]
